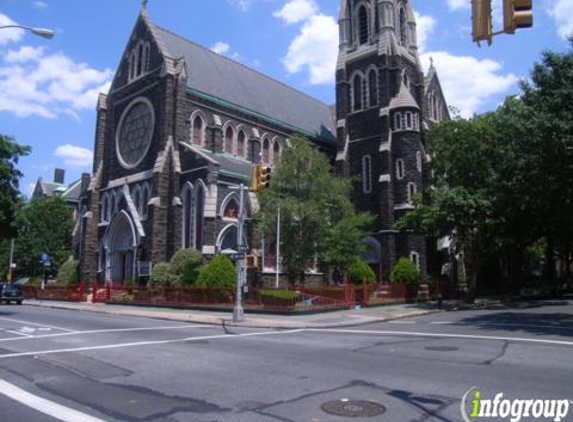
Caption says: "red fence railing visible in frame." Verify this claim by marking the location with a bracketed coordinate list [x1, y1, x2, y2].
[35, 283, 85, 302]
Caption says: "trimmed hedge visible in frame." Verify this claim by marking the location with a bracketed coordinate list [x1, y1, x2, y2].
[196, 255, 236, 288]
[259, 290, 299, 300]
[149, 262, 178, 287]
[390, 257, 420, 286]
[348, 260, 376, 285]
[56, 259, 79, 285]
[170, 249, 203, 286]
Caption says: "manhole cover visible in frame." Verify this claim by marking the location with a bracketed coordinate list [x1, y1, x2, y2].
[424, 346, 459, 352]
[321, 400, 386, 418]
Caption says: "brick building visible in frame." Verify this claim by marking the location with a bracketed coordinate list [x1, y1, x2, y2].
[77, 0, 448, 286]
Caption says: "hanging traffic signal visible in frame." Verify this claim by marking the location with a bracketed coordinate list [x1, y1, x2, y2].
[251, 164, 272, 192]
[503, 0, 533, 34]
[472, 0, 493, 45]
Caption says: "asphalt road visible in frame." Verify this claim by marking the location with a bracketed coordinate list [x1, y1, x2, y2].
[0, 301, 572, 422]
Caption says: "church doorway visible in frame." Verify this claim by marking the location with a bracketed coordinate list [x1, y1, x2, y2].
[106, 211, 137, 284]
[363, 236, 382, 283]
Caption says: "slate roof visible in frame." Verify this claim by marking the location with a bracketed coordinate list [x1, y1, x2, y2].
[389, 81, 420, 110]
[35, 178, 81, 204]
[152, 25, 336, 144]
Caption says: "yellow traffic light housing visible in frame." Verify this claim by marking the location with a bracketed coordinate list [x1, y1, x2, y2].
[472, 0, 493, 45]
[503, 0, 533, 34]
[251, 164, 272, 193]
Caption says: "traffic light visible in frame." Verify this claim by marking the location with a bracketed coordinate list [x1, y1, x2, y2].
[503, 0, 533, 34]
[472, 0, 493, 45]
[251, 164, 272, 192]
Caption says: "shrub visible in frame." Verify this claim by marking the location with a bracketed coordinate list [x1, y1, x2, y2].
[196, 255, 236, 288]
[149, 262, 178, 287]
[170, 249, 203, 286]
[111, 292, 134, 303]
[390, 257, 420, 286]
[259, 290, 299, 300]
[56, 259, 79, 285]
[348, 260, 376, 285]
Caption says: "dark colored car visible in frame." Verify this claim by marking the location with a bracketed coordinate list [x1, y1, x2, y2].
[0, 283, 24, 305]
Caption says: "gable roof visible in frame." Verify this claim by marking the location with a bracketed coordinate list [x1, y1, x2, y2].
[151, 25, 336, 144]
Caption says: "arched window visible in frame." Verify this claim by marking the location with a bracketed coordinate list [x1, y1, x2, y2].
[394, 112, 402, 130]
[237, 130, 247, 157]
[141, 185, 149, 218]
[101, 194, 109, 223]
[132, 186, 141, 216]
[374, 3, 380, 34]
[407, 182, 417, 203]
[400, 8, 408, 45]
[368, 69, 378, 107]
[403, 72, 410, 88]
[416, 151, 422, 172]
[352, 74, 363, 111]
[362, 155, 372, 193]
[358, 5, 369, 45]
[406, 112, 412, 129]
[194, 182, 205, 251]
[192, 115, 205, 146]
[137, 43, 144, 77]
[223, 198, 239, 219]
[220, 226, 238, 251]
[181, 184, 193, 249]
[224, 125, 235, 154]
[396, 159, 405, 180]
[273, 140, 281, 165]
[410, 251, 420, 269]
[110, 192, 116, 218]
[263, 137, 271, 164]
[145, 44, 150, 72]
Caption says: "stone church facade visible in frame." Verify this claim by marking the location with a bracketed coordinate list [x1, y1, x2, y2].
[77, 0, 448, 286]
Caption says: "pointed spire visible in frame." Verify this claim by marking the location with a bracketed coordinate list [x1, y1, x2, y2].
[142, 0, 148, 10]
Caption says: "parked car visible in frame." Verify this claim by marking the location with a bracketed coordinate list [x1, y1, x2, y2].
[0, 283, 24, 305]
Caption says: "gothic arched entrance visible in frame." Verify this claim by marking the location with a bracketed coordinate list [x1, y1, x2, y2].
[363, 236, 382, 283]
[105, 211, 137, 284]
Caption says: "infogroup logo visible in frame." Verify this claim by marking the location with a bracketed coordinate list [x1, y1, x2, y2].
[461, 387, 571, 422]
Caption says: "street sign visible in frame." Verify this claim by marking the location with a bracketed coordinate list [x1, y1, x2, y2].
[230, 253, 246, 261]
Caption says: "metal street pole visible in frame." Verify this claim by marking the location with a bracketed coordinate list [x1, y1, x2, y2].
[0, 25, 55, 39]
[275, 206, 280, 289]
[7, 239, 14, 283]
[233, 184, 246, 322]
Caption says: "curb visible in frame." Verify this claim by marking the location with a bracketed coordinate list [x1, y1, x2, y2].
[23, 300, 442, 330]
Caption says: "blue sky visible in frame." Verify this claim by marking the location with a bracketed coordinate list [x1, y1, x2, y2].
[0, 0, 571, 196]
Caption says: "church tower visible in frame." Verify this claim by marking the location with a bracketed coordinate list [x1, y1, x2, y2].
[336, 0, 428, 282]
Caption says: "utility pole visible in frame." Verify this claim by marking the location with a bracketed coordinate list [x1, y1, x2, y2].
[275, 206, 281, 289]
[233, 183, 247, 322]
[7, 239, 14, 283]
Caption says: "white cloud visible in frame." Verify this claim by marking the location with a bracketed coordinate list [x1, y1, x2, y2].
[414, 12, 437, 53]
[211, 42, 231, 55]
[281, 14, 338, 85]
[0, 46, 112, 119]
[547, 0, 573, 40]
[0, 14, 25, 45]
[54, 144, 93, 168]
[5, 46, 45, 63]
[210, 41, 240, 59]
[446, 0, 470, 11]
[273, 0, 318, 25]
[421, 51, 518, 118]
[34, 1, 48, 10]
[229, 0, 271, 12]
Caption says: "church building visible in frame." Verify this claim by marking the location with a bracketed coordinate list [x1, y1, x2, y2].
[77, 0, 448, 286]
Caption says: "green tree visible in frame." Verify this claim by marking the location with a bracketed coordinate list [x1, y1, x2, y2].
[257, 137, 373, 284]
[169, 249, 203, 286]
[13, 197, 74, 277]
[0, 134, 31, 239]
[196, 255, 236, 288]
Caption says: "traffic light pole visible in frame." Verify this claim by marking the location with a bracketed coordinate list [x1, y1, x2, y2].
[233, 183, 246, 322]
[7, 239, 14, 283]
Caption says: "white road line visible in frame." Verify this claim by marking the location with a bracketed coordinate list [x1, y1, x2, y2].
[389, 321, 417, 324]
[428, 321, 573, 330]
[0, 329, 304, 359]
[0, 317, 78, 333]
[6, 330, 34, 338]
[308, 329, 573, 347]
[0, 324, 207, 343]
[430, 322, 455, 325]
[0, 379, 108, 422]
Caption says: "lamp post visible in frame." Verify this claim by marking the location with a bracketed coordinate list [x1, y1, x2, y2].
[0, 25, 55, 39]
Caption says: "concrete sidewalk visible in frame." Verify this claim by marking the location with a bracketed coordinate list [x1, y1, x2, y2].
[24, 300, 444, 329]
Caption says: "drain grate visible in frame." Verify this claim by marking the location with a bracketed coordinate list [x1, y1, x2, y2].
[424, 346, 459, 352]
[321, 399, 386, 418]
